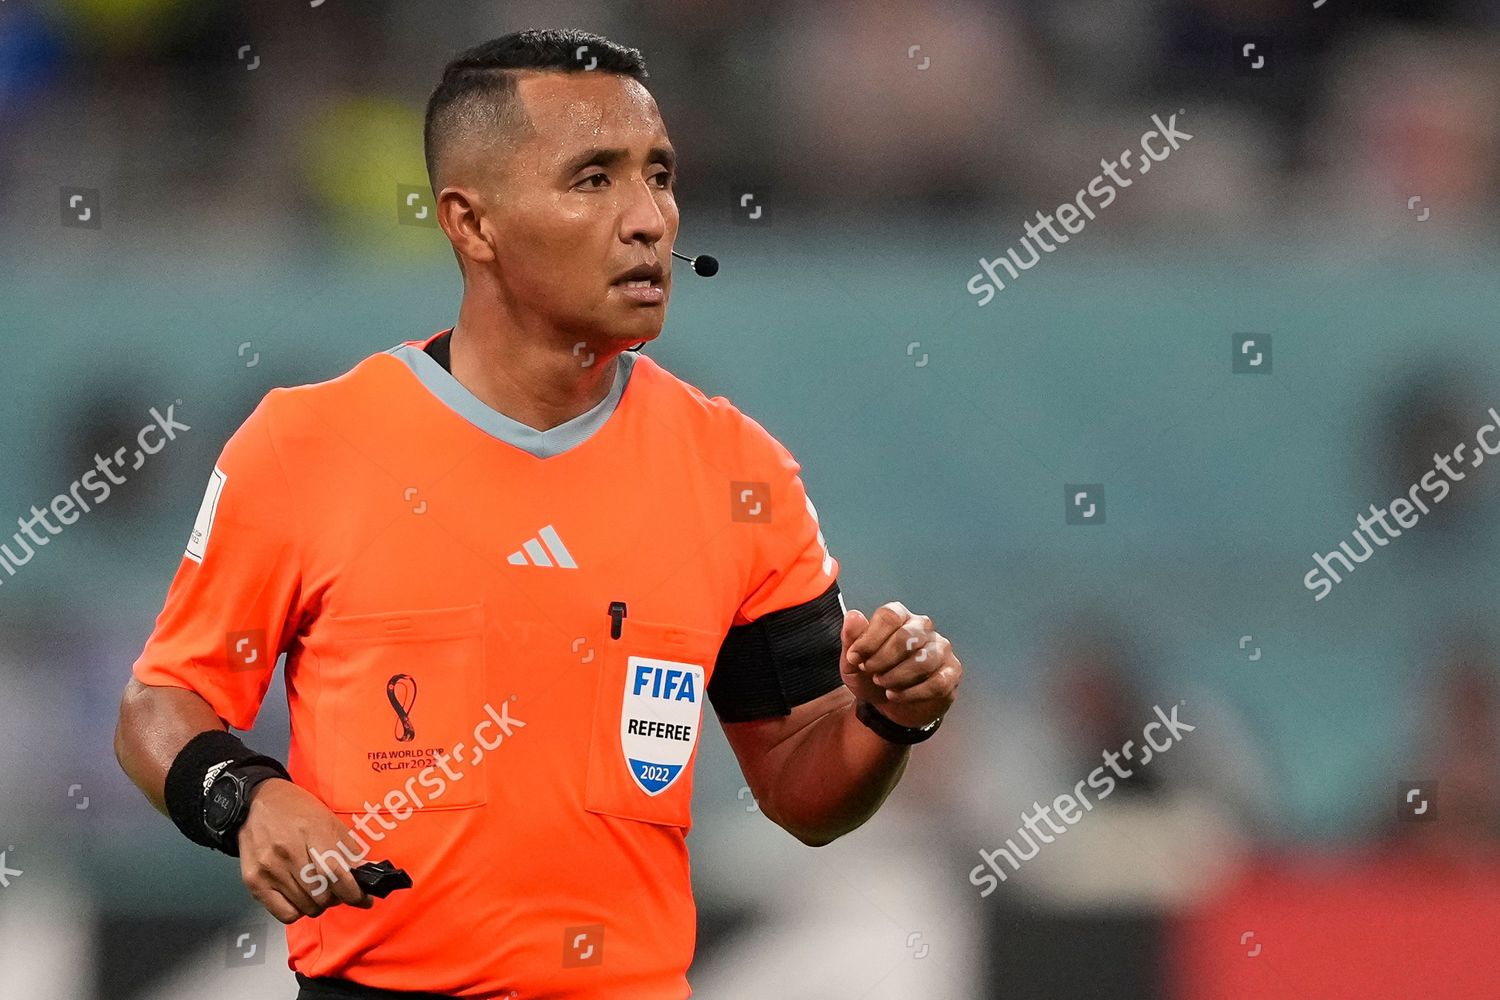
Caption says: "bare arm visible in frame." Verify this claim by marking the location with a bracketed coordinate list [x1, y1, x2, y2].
[113, 677, 228, 814]
[721, 601, 961, 847]
[723, 685, 909, 847]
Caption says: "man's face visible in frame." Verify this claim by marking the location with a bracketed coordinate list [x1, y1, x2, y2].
[476, 71, 679, 347]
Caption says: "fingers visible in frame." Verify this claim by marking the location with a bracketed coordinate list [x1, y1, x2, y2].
[321, 845, 376, 909]
[844, 602, 913, 668]
[243, 835, 373, 922]
[841, 601, 963, 717]
[840, 609, 868, 654]
[238, 782, 382, 919]
[265, 850, 328, 918]
[288, 832, 376, 912]
[871, 634, 952, 691]
[881, 661, 962, 704]
[852, 611, 934, 676]
[244, 848, 324, 922]
[247, 880, 303, 925]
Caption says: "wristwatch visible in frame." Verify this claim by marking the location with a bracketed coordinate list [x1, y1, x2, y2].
[854, 698, 943, 745]
[203, 758, 290, 854]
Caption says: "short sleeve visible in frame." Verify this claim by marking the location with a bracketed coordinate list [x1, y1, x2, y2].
[733, 414, 841, 625]
[130, 393, 303, 731]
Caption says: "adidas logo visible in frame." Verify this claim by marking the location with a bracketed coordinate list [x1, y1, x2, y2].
[506, 523, 578, 569]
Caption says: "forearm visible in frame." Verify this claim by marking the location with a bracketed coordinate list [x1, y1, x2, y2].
[764, 693, 910, 847]
[114, 678, 226, 815]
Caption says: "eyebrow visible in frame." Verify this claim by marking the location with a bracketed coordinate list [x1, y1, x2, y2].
[561, 144, 677, 178]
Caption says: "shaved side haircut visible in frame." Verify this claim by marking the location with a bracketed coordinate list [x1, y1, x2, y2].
[422, 28, 650, 196]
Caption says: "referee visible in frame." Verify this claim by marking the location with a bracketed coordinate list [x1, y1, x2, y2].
[114, 28, 962, 999]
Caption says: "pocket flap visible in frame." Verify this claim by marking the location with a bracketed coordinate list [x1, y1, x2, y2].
[321, 603, 484, 644]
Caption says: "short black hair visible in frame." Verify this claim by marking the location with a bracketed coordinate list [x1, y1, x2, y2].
[423, 28, 649, 195]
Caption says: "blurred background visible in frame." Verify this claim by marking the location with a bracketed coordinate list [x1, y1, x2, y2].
[3, 0, 1500, 997]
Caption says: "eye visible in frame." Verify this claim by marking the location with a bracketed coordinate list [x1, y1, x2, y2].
[578, 172, 609, 189]
[653, 170, 675, 189]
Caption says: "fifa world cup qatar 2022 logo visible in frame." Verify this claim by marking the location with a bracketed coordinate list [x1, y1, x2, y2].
[387, 673, 417, 742]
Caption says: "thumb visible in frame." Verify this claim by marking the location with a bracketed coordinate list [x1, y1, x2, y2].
[841, 609, 868, 658]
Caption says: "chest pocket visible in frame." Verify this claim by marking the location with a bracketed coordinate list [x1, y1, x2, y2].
[313, 604, 488, 815]
[583, 616, 722, 830]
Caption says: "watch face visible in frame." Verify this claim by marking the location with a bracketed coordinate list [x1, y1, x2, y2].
[205, 775, 240, 832]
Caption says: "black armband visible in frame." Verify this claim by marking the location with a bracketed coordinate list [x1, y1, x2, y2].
[708, 580, 846, 723]
[164, 729, 289, 855]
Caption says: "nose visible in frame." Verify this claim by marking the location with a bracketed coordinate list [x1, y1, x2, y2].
[619, 175, 667, 247]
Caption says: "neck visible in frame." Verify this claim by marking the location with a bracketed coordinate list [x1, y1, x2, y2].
[448, 295, 625, 433]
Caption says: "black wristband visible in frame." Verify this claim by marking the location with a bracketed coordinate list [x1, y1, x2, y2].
[854, 698, 943, 745]
[164, 729, 289, 854]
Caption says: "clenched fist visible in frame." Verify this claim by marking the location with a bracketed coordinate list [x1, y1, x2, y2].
[840, 601, 962, 730]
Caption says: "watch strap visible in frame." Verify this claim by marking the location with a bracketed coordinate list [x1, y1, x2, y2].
[233, 762, 290, 799]
[205, 758, 291, 856]
[854, 698, 943, 745]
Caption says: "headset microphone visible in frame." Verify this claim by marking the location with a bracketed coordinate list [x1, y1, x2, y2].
[671, 249, 719, 277]
[626, 249, 718, 351]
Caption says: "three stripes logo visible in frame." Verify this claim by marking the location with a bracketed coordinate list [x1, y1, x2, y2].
[506, 523, 577, 569]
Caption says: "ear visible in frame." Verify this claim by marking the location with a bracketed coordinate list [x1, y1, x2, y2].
[438, 186, 496, 266]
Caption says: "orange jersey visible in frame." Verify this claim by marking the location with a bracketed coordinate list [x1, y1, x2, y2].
[131, 330, 840, 998]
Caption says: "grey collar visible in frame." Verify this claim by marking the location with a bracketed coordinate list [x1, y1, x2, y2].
[385, 339, 637, 459]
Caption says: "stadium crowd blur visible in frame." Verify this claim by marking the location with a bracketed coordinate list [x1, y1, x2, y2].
[2, 0, 1500, 997]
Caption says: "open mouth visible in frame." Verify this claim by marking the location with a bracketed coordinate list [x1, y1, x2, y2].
[611, 263, 666, 303]
[613, 261, 664, 285]
[611, 279, 665, 305]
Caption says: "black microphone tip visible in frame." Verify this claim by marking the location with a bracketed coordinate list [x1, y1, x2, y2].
[672, 248, 719, 277]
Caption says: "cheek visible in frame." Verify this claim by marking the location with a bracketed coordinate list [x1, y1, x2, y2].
[497, 213, 594, 286]
[536, 202, 611, 266]
[490, 249, 581, 311]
